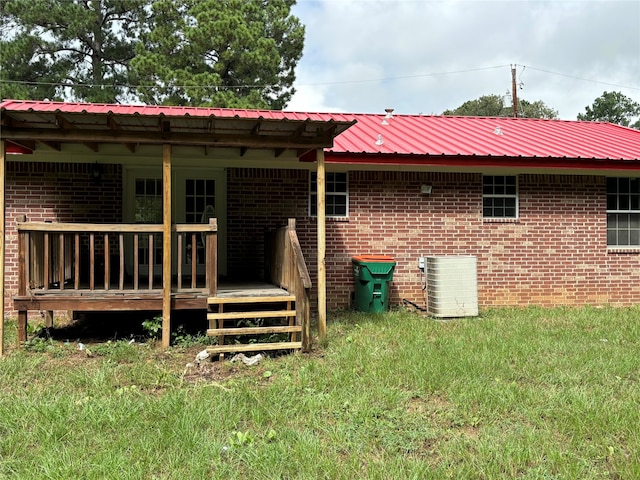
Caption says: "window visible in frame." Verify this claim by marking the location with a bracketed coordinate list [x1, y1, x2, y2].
[134, 177, 163, 267]
[483, 175, 518, 219]
[310, 172, 348, 217]
[607, 177, 640, 247]
[134, 178, 162, 223]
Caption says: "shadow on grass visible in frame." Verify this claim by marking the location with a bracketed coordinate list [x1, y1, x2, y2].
[35, 310, 210, 344]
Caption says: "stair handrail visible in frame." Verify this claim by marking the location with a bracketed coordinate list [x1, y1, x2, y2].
[286, 219, 312, 352]
[268, 218, 311, 351]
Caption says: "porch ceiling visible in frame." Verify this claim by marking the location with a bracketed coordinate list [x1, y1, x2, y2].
[0, 100, 355, 156]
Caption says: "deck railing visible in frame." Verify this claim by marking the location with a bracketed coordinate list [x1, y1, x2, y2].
[267, 218, 312, 351]
[16, 216, 217, 296]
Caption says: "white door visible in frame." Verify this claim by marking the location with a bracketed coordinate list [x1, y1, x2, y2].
[124, 167, 227, 278]
[174, 169, 227, 277]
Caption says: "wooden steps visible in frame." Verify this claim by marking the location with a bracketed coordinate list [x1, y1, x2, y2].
[206, 342, 303, 355]
[206, 294, 300, 359]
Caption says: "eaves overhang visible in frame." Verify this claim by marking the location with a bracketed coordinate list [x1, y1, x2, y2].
[0, 100, 356, 157]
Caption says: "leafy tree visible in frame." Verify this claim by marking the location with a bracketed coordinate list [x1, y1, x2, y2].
[443, 94, 558, 119]
[517, 99, 559, 120]
[0, 2, 62, 100]
[0, 0, 147, 103]
[130, 0, 304, 109]
[577, 91, 640, 129]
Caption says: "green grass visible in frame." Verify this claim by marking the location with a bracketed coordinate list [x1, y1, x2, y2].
[1, 306, 639, 479]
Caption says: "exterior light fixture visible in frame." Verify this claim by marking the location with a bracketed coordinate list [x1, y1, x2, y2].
[92, 161, 104, 183]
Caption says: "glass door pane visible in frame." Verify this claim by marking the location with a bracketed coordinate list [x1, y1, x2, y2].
[134, 177, 163, 271]
[184, 178, 216, 269]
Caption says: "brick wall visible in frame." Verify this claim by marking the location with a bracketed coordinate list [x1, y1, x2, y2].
[4, 164, 638, 315]
[227, 168, 309, 278]
[5, 162, 122, 313]
[228, 168, 640, 310]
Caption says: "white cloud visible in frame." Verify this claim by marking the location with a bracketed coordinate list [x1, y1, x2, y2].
[288, 0, 640, 119]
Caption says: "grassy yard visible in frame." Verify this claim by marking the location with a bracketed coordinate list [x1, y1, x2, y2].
[0, 306, 638, 479]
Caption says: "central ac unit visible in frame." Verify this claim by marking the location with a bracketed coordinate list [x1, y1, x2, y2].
[426, 256, 478, 318]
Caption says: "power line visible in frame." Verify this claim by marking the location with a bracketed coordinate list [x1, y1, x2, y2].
[1, 63, 638, 92]
[0, 65, 510, 90]
[519, 65, 640, 92]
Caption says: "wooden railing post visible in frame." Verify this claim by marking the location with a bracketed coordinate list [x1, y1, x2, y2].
[16, 215, 27, 345]
[206, 217, 217, 297]
[17, 215, 26, 297]
[43, 231, 50, 290]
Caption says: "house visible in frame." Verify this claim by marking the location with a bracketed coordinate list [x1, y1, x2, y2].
[1, 100, 640, 352]
[317, 111, 640, 312]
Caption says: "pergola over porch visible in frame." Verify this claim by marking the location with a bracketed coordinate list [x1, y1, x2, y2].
[0, 100, 355, 352]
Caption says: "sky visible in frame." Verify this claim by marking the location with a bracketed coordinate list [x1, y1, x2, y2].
[285, 0, 640, 120]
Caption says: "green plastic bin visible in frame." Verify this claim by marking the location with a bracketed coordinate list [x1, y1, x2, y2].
[352, 255, 396, 313]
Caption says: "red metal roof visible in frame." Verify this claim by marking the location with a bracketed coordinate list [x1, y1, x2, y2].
[0, 99, 338, 122]
[2, 100, 639, 165]
[325, 113, 640, 162]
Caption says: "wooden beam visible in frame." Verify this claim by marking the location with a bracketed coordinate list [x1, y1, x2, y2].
[55, 114, 73, 130]
[13, 295, 208, 312]
[56, 115, 97, 152]
[0, 141, 4, 355]
[293, 121, 309, 137]
[316, 148, 327, 342]
[107, 115, 136, 153]
[40, 141, 61, 151]
[16, 222, 216, 233]
[162, 143, 172, 348]
[2, 127, 336, 149]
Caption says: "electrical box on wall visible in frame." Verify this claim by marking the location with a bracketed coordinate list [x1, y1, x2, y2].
[418, 257, 425, 270]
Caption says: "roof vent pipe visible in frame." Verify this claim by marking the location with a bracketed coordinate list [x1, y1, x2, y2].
[382, 108, 394, 125]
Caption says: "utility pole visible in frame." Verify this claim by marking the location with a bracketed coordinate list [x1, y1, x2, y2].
[511, 64, 518, 118]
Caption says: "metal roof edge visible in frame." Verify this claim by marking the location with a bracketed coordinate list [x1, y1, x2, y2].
[323, 152, 640, 170]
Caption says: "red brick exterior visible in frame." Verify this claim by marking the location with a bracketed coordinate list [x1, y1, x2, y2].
[5, 162, 122, 313]
[228, 169, 640, 310]
[4, 162, 640, 315]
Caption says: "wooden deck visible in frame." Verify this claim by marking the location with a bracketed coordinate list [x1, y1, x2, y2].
[215, 281, 290, 298]
[14, 281, 288, 312]
[14, 218, 312, 353]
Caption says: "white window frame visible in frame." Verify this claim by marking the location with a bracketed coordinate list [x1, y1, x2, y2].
[309, 171, 349, 218]
[606, 177, 640, 248]
[482, 175, 519, 219]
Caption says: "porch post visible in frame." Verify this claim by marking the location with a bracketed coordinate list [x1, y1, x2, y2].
[316, 148, 327, 341]
[0, 141, 4, 355]
[162, 144, 172, 348]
